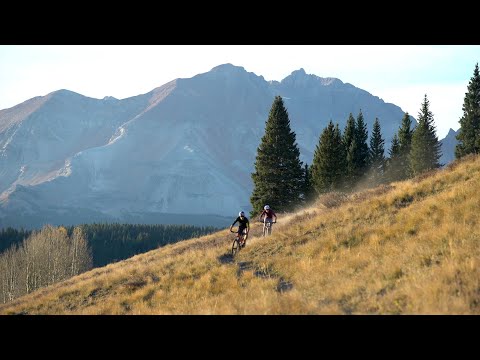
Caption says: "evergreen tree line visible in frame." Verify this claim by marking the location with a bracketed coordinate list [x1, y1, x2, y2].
[67, 223, 219, 268]
[253, 60, 480, 212]
[251, 92, 444, 215]
[309, 94, 442, 196]
[0, 227, 32, 254]
[0, 225, 91, 304]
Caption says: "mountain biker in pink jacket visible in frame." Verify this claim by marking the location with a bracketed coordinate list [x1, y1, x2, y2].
[259, 205, 277, 231]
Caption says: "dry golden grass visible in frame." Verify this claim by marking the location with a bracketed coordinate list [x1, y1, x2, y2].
[1, 154, 480, 315]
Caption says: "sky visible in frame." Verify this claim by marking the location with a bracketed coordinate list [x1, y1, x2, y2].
[0, 45, 479, 139]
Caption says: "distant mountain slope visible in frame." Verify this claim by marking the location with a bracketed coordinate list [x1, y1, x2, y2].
[440, 128, 458, 165]
[1, 154, 478, 314]
[1, 64, 418, 228]
[0, 89, 152, 195]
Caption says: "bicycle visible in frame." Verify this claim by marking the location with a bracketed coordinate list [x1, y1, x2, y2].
[259, 220, 276, 237]
[230, 228, 247, 256]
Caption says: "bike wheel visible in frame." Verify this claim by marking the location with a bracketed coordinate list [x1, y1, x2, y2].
[268, 224, 272, 236]
[231, 239, 240, 256]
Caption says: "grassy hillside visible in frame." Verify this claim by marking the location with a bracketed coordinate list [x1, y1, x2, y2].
[1, 155, 479, 315]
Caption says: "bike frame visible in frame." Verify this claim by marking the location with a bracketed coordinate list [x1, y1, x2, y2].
[261, 219, 276, 236]
[230, 228, 247, 256]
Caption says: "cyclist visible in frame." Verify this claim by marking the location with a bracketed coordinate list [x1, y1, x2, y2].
[259, 205, 277, 236]
[230, 211, 250, 248]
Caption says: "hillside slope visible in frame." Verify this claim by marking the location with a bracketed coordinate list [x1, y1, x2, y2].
[1, 155, 479, 315]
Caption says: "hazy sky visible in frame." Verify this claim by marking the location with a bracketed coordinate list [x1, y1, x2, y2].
[0, 45, 479, 138]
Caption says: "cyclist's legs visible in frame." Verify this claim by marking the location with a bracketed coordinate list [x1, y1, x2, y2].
[238, 227, 246, 244]
[242, 228, 248, 241]
[268, 218, 273, 234]
[263, 218, 272, 236]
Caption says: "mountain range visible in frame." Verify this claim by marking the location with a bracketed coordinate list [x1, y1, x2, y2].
[0, 63, 458, 229]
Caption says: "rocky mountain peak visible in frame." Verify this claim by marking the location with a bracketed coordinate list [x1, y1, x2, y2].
[280, 68, 341, 88]
[210, 63, 246, 74]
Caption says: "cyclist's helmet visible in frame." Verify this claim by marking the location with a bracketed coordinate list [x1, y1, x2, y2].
[239, 211, 245, 217]
[264, 205, 270, 210]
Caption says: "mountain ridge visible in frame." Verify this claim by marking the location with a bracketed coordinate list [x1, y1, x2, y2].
[0, 63, 455, 229]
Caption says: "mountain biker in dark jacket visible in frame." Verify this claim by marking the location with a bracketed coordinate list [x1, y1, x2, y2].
[230, 211, 250, 247]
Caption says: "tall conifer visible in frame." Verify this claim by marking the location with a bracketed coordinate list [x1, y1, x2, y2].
[250, 96, 304, 215]
[409, 95, 442, 176]
[456, 63, 480, 158]
[368, 118, 385, 186]
[398, 112, 414, 179]
[311, 121, 345, 194]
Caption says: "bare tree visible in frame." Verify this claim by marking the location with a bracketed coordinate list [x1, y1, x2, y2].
[23, 231, 40, 294]
[70, 227, 92, 276]
[0, 224, 93, 304]
[0, 246, 21, 302]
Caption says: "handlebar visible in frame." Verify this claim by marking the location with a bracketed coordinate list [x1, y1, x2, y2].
[231, 229, 250, 233]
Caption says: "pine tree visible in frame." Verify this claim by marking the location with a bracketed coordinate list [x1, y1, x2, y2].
[385, 134, 402, 182]
[343, 113, 356, 189]
[334, 123, 347, 188]
[311, 121, 345, 194]
[409, 95, 442, 176]
[368, 118, 385, 186]
[250, 96, 304, 215]
[455, 63, 480, 158]
[354, 110, 369, 180]
[397, 112, 414, 180]
[302, 164, 316, 204]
